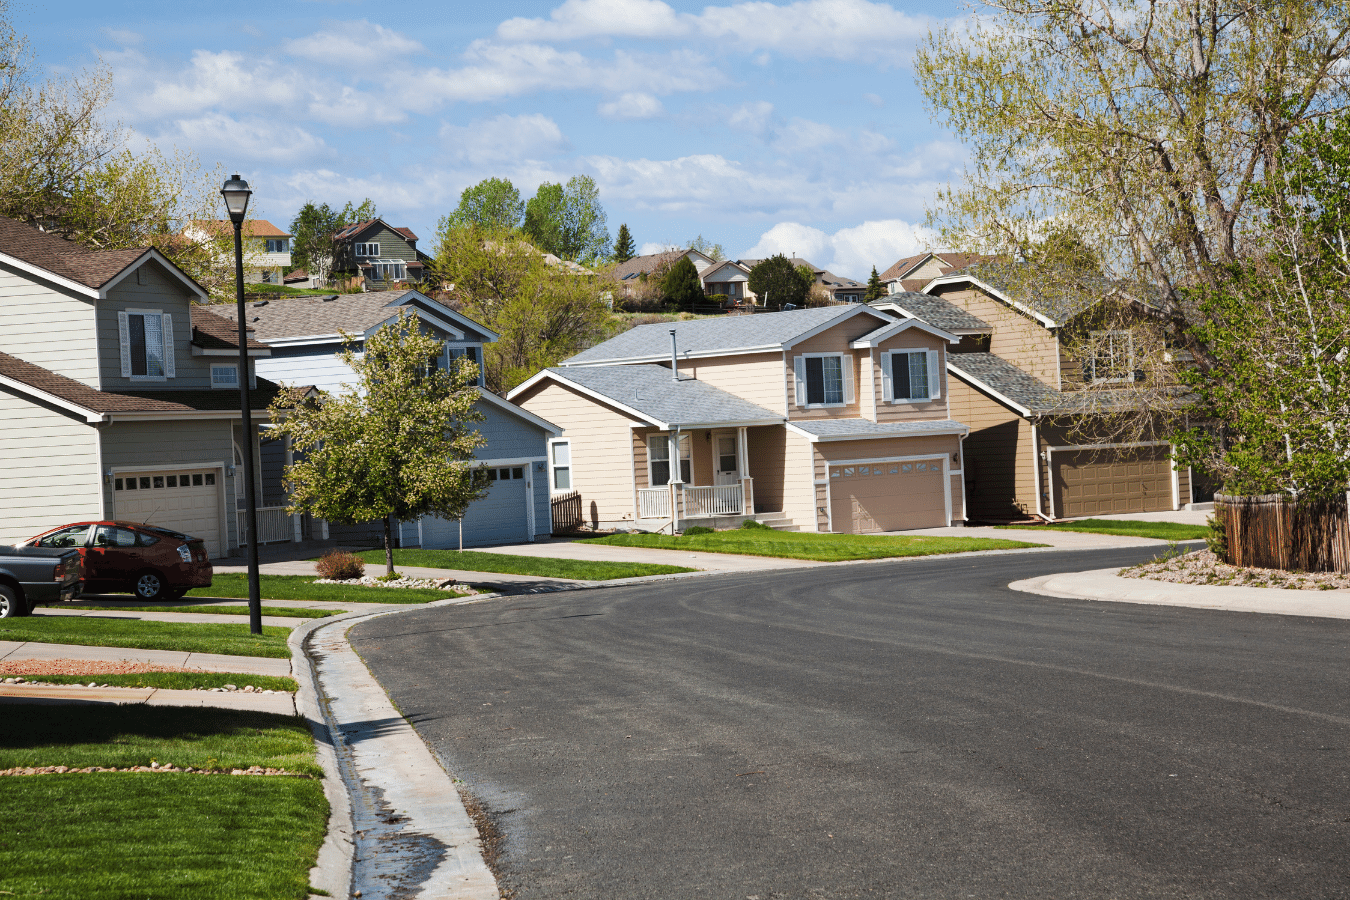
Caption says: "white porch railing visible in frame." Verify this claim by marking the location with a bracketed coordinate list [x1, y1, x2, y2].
[683, 484, 744, 517]
[237, 507, 293, 545]
[638, 488, 671, 519]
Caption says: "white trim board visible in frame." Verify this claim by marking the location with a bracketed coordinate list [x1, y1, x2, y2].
[922, 274, 1059, 329]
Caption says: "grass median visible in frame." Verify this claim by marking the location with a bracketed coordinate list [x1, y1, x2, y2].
[69, 603, 334, 619]
[187, 572, 465, 604]
[996, 518, 1211, 541]
[354, 548, 695, 580]
[1, 615, 291, 658]
[12, 672, 298, 692]
[585, 529, 1044, 562]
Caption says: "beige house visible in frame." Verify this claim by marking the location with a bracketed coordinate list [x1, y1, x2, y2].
[184, 219, 293, 286]
[508, 305, 970, 533]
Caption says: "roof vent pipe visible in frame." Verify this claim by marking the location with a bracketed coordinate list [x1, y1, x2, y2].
[670, 329, 678, 381]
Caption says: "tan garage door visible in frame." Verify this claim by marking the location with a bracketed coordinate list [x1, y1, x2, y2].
[1052, 446, 1172, 517]
[828, 459, 947, 534]
[113, 469, 223, 558]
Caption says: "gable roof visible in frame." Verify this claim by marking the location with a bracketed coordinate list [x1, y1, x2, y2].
[699, 260, 751, 281]
[475, 387, 562, 436]
[190, 307, 269, 353]
[850, 317, 960, 347]
[610, 248, 714, 281]
[868, 292, 991, 334]
[927, 262, 1121, 329]
[879, 251, 1000, 282]
[564, 304, 892, 365]
[190, 219, 290, 239]
[947, 352, 1140, 417]
[214, 290, 498, 345]
[511, 365, 782, 429]
[333, 218, 418, 243]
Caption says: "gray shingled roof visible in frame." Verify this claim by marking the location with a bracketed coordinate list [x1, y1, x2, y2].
[215, 291, 496, 343]
[935, 263, 1105, 327]
[790, 418, 968, 439]
[869, 292, 989, 333]
[566, 305, 886, 365]
[947, 352, 1140, 415]
[547, 365, 782, 427]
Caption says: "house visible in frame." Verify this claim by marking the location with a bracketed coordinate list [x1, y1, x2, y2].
[879, 251, 999, 295]
[332, 219, 432, 289]
[610, 249, 717, 298]
[0, 215, 274, 558]
[870, 265, 1197, 521]
[733, 257, 867, 305]
[508, 304, 969, 534]
[615, 250, 866, 306]
[184, 219, 293, 285]
[220, 290, 561, 548]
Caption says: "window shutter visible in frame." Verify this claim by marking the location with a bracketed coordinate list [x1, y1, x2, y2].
[793, 356, 805, 407]
[842, 355, 854, 404]
[881, 352, 893, 402]
[161, 314, 175, 378]
[928, 350, 942, 400]
[117, 312, 131, 377]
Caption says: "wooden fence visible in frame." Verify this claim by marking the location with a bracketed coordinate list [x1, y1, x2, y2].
[551, 490, 582, 534]
[1213, 493, 1350, 573]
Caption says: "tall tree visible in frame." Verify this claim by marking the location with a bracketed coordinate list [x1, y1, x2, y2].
[270, 311, 489, 575]
[613, 223, 635, 263]
[748, 255, 809, 309]
[289, 198, 377, 285]
[523, 182, 565, 256]
[448, 178, 524, 231]
[523, 176, 611, 262]
[662, 256, 704, 311]
[688, 234, 725, 261]
[865, 266, 884, 301]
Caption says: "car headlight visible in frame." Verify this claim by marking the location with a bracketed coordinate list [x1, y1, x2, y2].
[177, 545, 192, 564]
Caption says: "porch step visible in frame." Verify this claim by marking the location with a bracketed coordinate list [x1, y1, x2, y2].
[752, 515, 799, 532]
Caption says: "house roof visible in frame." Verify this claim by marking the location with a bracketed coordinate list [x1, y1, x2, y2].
[214, 290, 497, 344]
[850, 317, 960, 347]
[879, 251, 999, 282]
[565, 305, 889, 365]
[0, 216, 151, 291]
[610, 249, 713, 281]
[928, 263, 1108, 329]
[0, 351, 279, 421]
[515, 365, 782, 429]
[190, 307, 268, 351]
[787, 418, 969, 441]
[334, 219, 418, 243]
[868, 292, 990, 333]
[191, 219, 291, 238]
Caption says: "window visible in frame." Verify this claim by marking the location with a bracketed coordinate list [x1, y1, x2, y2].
[550, 441, 572, 491]
[266, 238, 288, 253]
[1085, 331, 1135, 382]
[212, 365, 239, 388]
[261, 270, 276, 284]
[794, 354, 849, 407]
[447, 345, 482, 386]
[648, 434, 692, 485]
[118, 311, 174, 380]
[36, 525, 91, 548]
[354, 242, 379, 257]
[369, 259, 406, 282]
[884, 350, 940, 403]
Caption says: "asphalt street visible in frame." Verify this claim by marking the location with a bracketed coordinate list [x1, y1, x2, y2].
[352, 548, 1350, 899]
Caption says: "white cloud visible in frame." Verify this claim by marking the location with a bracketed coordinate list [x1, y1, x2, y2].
[864, 92, 884, 107]
[598, 92, 664, 119]
[101, 28, 143, 45]
[285, 21, 426, 67]
[743, 219, 935, 276]
[439, 114, 570, 164]
[157, 114, 330, 164]
[499, 0, 682, 41]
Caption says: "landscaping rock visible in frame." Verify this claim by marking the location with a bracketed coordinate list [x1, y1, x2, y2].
[1124, 549, 1350, 591]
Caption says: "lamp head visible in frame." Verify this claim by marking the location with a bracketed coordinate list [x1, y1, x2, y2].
[220, 174, 252, 223]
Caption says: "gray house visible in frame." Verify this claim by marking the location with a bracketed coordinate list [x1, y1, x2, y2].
[332, 218, 431, 289]
[224, 291, 561, 548]
[0, 215, 272, 558]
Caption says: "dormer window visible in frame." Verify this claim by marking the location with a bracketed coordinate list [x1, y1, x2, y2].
[1085, 331, 1134, 382]
[118, 310, 175, 381]
[448, 345, 483, 386]
[354, 242, 379, 257]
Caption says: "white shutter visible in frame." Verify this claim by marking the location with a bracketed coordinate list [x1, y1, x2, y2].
[928, 350, 942, 400]
[881, 352, 893, 402]
[793, 356, 805, 407]
[842, 354, 854, 404]
[161, 313, 175, 379]
[117, 312, 131, 377]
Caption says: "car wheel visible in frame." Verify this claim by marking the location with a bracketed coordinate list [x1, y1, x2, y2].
[0, 584, 29, 618]
[134, 571, 167, 600]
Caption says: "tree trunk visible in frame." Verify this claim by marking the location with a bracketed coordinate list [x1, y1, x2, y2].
[383, 516, 395, 577]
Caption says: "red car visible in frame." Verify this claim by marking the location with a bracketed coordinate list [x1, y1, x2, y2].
[21, 521, 213, 601]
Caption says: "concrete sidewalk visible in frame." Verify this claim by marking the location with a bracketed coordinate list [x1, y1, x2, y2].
[0, 640, 293, 676]
[0, 682, 296, 713]
[1011, 567, 1350, 620]
[36, 607, 310, 628]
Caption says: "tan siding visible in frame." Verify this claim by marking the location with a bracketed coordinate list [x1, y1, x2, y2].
[948, 376, 1037, 521]
[815, 435, 960, 465]
[872, 329, 951, 423]
[746, 425, 786, 513]
[0, 267, 100, 387]
[1177, 463, 1191, 506]
[933, 285, 1059, 385]
[684, 352, 786, 413]
[0, 390, 102, 545]
[516, 380, 646, 525]
[784, 316, 886, 420]
[782, 430, 818, 529]
[101, 263, 214, 391]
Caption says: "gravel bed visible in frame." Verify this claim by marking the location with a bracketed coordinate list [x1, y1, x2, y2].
[0, 659, 201, 677]
[1, 764, 307, 777]
[1123, 549, 1350, 591]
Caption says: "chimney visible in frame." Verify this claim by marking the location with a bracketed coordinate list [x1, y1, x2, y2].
[670, 329, 678, 381]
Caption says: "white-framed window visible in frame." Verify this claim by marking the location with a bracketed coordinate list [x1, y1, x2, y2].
[369, 259, 406, 282]
[354, 242, 379, 257]
[793, 352, 852, 407]
[446, 344, 483, 386]
[648, 434, 691, 485]
[261, 270, 275, 283]
[211, 364, 239, 389]
[882, 349, 942, 403]
[266, 238, 289, 253]
[117, 310, 175, 381]
[549, 439, 572, 491]
[1085, 330, 1135, 382]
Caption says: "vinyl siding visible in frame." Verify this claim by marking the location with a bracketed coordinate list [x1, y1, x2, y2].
[0, 390, 101, 544]
[0, 265, 99, 386]
[872, 329, 950, 423]
[782, 429, 818, 530]
[682, 352, 786, 413]
[100, 263, 212, 391]
[948, 376, 1037, 521]
[745, 425, 786, 514]
[932, 285, 1059, 386]
[784, 318, 883, 420]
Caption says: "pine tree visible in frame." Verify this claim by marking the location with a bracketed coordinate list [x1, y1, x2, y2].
[613, 223, 635, 263]
[865, 266, 885, 301]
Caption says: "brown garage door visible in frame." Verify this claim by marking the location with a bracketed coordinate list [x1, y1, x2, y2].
[828, 459, 947, 534]
[1052, 446, 1172, 517]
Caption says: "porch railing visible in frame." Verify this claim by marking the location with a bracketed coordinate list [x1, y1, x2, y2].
[237, 507, 293, 546]
[683, 484, 744, 518]
[638, 488, 671, 519]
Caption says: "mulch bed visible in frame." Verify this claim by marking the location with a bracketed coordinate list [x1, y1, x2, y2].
[1123, 549, 1350, 591]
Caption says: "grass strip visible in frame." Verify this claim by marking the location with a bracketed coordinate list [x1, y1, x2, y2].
[187, 572, 461, 604]
[0, 773, 326, 899]
[1, 615, 291, 658]
[585, 530, 1044, 562]
[68, 603, 334, 619]
[356, 548, 695, 580]
[0, 704, 319, 774]
[12, 672, 298, 692]
[997, 518, 1210, 540]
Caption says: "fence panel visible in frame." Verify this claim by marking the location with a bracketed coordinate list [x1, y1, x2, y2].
[551, 490, 582, 533]
[1214, 493, 1350, 573]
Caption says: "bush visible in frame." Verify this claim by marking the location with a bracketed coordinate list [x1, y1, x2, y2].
[315, 550, 365, 580]
[682, 526, 715, 535]
[739, 519, 771, 530]
[1205, 514, 1228, 561]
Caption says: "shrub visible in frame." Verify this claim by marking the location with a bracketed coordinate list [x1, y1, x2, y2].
[683, 525, 715, 535]
[1205, 514, 1228, 561]
[739, 519, 771, 530]
[315, 550, 365, 580]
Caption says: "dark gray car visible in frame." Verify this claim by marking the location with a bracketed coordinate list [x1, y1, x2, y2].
[0, 545, 82, 617]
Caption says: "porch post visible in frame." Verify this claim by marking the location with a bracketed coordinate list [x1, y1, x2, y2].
[669, 429, 683, 534]
[737, 426, 751, 515]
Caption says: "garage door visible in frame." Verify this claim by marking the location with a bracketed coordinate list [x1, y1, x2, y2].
[1052, 446, 1172, 517]
[113, 469, 223, 558]
[420, 466, 531, 548]
[828, 459, 947, 534]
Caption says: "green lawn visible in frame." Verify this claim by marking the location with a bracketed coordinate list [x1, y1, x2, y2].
[2, 615, 291, 658]
[355, 548, 695, 580]
[187, 572, 464, 604]
[15, 672, 298, 692]
[71, 603, 334, 619]
[997, 518, 1211, 540]
[585, 530, 1044, 562]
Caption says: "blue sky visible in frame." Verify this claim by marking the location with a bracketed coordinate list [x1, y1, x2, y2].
[16, 0, 967, 278]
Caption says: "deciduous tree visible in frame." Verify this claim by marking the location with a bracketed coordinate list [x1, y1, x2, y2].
[748, 255, 809, 309]
[448, 177, 524, 232]
[523, 176, 610, 262]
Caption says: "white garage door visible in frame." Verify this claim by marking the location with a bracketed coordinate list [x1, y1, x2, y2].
[828, 459, 948, 533]
[114, 469, 223, 558]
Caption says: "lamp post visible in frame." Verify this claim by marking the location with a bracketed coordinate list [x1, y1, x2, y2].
[221, 174, 263, 636]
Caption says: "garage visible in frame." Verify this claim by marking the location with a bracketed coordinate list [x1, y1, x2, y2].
[113, 468, 224, 558]
[828, 458, 948, 533]
[418, 465, 532, 548]
[1051, 445, 1173, 517]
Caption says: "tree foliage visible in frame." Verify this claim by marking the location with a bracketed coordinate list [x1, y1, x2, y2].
[523, 176, 610, 262]
[748, 255, 810, 309]
[289, 199, 377, 284]
[612, 223, 635, 263]
[688, 234, 725, 261]
[447, 177, 524, 232]
[661, 256, 704, 311]
[865, 266, 884, 301]
[269, 312, 488, 574]
[431, 224, 612, 391]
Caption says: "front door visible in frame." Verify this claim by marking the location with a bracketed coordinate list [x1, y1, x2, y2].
[714, 433, 739, 486]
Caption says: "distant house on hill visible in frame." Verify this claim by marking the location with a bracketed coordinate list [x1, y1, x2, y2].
[183, 219, 292, 286]
[332, 218, 433, 290]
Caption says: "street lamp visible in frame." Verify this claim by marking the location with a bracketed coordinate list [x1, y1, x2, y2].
[222, 174, 263, 636]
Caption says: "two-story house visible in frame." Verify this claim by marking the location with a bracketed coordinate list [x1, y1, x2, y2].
[0, 216, 274, 558]
[184, 219, 293, 285]
[332, 219, 431, 290]
[221, 290, 561, 548]
[508, 305, 969, 534]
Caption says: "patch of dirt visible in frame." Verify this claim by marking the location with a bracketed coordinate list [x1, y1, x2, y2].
[0, 659, 203, 677]
[457, 786, 517, 900]
[1123, 549, 1350, 591]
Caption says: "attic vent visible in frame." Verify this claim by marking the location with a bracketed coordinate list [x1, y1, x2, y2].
[252, 300, 268, 307]
[251, 316, 261, 323]
[321, 295, 338, 302]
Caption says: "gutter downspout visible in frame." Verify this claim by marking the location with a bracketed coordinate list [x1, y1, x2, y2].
[1031, 419, 1052, 522]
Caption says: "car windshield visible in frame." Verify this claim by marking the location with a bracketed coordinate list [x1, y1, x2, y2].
[36, 525, 92, 548]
